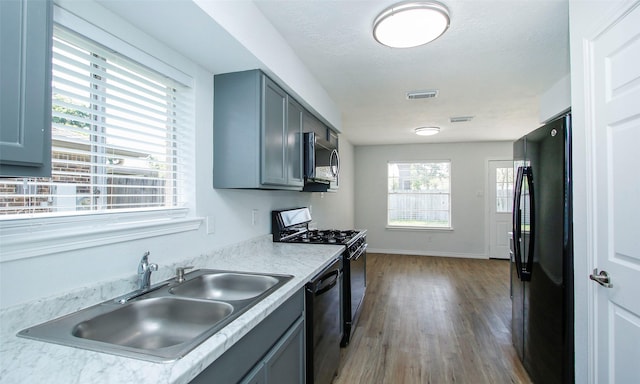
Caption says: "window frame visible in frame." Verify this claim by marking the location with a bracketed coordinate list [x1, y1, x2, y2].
[495, 166, 514, 214]
[386, 160, 453, 231]
[0, 6, 200, 263]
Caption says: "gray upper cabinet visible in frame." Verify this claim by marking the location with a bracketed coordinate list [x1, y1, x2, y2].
[261, 77, 287, 185]
[0, 0, 53, 177]
[286, 97, 304, 186]
[213, 70, 303, 190]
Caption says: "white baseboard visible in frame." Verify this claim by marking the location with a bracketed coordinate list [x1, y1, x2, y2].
[366, 248, 488, 260]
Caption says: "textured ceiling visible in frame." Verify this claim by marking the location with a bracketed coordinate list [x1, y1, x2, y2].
[253, 0, 570, 146]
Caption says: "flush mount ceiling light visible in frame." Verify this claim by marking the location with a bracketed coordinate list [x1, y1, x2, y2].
[373, 1, 450, 48]
[414, 126, 440, 136]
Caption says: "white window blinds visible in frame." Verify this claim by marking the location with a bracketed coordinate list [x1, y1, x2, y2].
[0, 26, 191, 217]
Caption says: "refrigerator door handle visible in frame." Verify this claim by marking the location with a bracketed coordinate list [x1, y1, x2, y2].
[521, 166, 534, 281]
[512, 166, 524, 280]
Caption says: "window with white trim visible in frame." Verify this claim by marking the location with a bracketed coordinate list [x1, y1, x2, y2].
[387, 161, 451, 228]
[0, 25, 191, 217]
[495, 167, 514, 213]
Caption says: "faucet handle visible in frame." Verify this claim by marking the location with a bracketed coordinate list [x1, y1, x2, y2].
[138, 251, 152, 273]
[175, 266, 194, 283]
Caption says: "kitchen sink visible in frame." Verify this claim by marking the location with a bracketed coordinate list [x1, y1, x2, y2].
[72, 297, 234, 349]
[170, 272, 280, 301]
[17, 269, 292, 362]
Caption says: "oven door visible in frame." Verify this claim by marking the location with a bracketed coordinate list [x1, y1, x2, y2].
[341, 242, 367, 347]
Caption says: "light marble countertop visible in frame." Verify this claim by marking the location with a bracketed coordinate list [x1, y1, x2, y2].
[0, 235, 344, 384]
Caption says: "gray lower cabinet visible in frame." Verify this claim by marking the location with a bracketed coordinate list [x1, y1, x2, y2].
[213, 70, 303, 190]
[0, 0, 53, 177]
[190, 290, 305, 384]
[239, 316, 305, 384]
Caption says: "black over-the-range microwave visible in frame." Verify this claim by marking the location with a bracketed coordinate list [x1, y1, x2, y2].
[303, 130, 339, 192]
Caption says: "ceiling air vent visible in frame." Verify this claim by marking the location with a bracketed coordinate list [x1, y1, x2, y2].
[406, 89, 439, 100]
[449, 116, 474, 123]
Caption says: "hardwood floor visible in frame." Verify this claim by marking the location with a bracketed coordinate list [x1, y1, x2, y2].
[334, 253, 532, 384]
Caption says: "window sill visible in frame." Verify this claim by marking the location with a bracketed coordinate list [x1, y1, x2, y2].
[386, 225, 454, 231]
[0, 209, 203, 262]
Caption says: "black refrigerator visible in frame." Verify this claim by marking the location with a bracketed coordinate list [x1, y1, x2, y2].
[511, 113, 574, 384]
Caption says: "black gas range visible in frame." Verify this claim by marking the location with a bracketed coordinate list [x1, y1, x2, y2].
[272, 207, 367, 348]
[287, 229, 361, 244]
[272, 208, 365, 246]
[275, 227, 367, 257]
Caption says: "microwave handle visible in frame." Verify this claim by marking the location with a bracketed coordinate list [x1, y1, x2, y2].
[330, 149, 340, 177]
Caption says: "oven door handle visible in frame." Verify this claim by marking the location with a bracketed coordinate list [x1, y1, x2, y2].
[351, 243, 368, 260]
[315, 270, 339, 296]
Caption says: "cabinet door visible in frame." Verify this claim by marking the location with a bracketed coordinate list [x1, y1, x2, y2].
[261, 76, 287, 186]
[240, 363, 266, 384]
[303, 111, 326, 140]
[264, 316, 305, 384]
[241, 317, 304, 384]
[0, 0, 52, 177]
[286, 98, 304, 187]
[189, 290, 304, 384]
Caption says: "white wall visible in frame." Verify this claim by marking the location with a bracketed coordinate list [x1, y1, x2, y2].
[309, 140, 355, 230]
[354, 142, 512, 258]
[0, 0, 353, 309]
[568, 1, 630, 382]
[539, 74, 571, 123]
[192, 0, 341, 132]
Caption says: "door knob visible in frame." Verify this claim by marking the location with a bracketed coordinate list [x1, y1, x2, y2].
[589, 268, 613, 288]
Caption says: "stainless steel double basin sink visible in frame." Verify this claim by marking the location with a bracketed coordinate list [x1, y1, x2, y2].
[17, 270, 292, 362]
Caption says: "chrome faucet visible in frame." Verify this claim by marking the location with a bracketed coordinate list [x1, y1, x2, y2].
[114, 251, 161, 304]
[137, 251, 158, 290]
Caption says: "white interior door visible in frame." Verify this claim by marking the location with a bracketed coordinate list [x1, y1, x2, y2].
[488, 160, 513, 259]
[587, 2, 640, 382]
